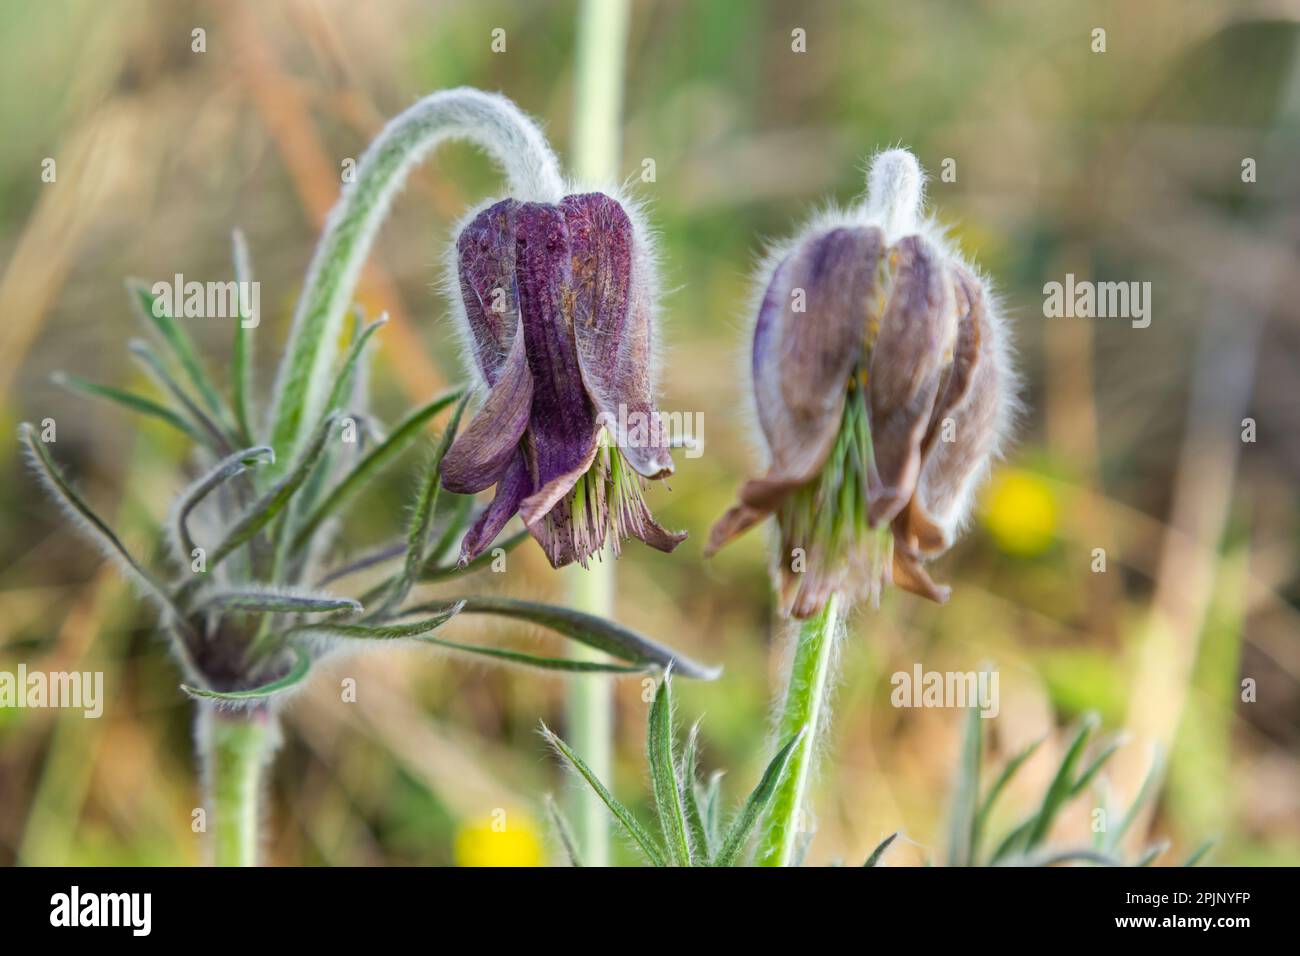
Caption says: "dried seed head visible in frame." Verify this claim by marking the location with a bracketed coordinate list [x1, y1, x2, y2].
[707, 149, 1017, 617]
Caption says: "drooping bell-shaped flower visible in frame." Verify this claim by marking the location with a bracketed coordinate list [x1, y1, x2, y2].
[441, 191, 686, 569]
[707, 150, 1016, 618]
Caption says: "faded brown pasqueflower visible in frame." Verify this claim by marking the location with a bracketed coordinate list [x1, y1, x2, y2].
[706, 150, 1016, 618]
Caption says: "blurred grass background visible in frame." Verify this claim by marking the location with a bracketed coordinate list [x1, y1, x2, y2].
[0, 0, 1297, 866]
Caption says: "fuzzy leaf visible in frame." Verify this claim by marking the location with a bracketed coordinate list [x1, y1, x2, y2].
[420, 634, 646, 673]
[544, 793, 583, 868]
[287, 600, 463, 643]
[19, 423, 192, 635]
[377, 394, 468, 614]
[127, 279, 231, 429]
[293, 388, 465, 550]
[973, 735, 1043, 864]
[174, 446, 274, 559]
[682, 721, 711, 865]
[648, 676, 694, 866]
[51, 372, 205, 444]
[1104, 746, 1164, 855]
[230, 229, 255, 444]
[180, 646, 311, 702]
[440, 596, 721, 679]
[714, 726, 806, 867]
[128, 339, 232, 453]
[541, 722, 665, 867]
[321, 314, 387, 422]
[201, 588, 363, 615]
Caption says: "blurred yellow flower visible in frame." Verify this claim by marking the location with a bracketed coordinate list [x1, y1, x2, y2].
[981, 470, 1057, 556]
[453, 811, 544, 867]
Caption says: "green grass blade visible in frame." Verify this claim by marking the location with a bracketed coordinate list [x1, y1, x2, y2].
[540, 722, 666, 867]
[1025, 713, 1100, 850]
[973, 735, 1044, 864]
[292, 388, 464, 550]
[180, 646, 311, 702]
[51, 371, 205, 444]
[648, 676, 693, 866]
[714, 726, 806, 867]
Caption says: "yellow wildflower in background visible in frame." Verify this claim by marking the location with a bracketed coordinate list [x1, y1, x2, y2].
[982, 469, 1057, 556]
[453, 811, 544, 867]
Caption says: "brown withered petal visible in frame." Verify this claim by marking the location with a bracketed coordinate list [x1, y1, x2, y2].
[892, 268, 1001, 557]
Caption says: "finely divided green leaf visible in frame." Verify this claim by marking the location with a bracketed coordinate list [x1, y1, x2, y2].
[180, 646, 311, 702]
[51, 371, 205, 444]
[648, 677, 693, 866]
[948, 706, 983, 867]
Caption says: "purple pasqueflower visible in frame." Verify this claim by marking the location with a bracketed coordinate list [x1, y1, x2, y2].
[706, 150, 1016, 618]
[440, 191, 686, 569]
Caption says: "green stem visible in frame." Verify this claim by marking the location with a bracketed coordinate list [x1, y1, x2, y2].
[202, 707, 274, 866]
[757, 593, 842, 866]
[565, 0, 631, 869]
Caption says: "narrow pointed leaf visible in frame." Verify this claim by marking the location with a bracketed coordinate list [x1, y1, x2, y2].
[863, 832, 898, 867]
[1025, 714, 1099, 849]
[128, 339, 232, 453]
[541, 723, 666, 867]
[128, 279, 231, 428]
[441, 596, 721, 679]
[51, 372, 204, 444]
[19, 423, 192, 634]
[1105, 746, 1164, 854]
[989, 816, 1035, 865]
[1069, 738, 1122, 798]
[378, 394, 468, 614]
[544, 793, 583, 867]
[714, 726, 807, 867]
[703, 771, 725, 852]
[682, 721, 711, 865]
[174, 446, 274, 559]
[321, 314, 387, 420]
[231, 229, 255, 444]
[201, 589, 362, 615]
[420, 526, 527, 581]
[180, 646, 311, 702]
[1182, 839, 1213, 867]
[648, 676, 694, 866]
[420, 635, 645, 673]
[293, 388, 465, 549]
[973, 735, 1043, 864]
[1135, 840, 1169, 867]
[288, 600, 463, 641]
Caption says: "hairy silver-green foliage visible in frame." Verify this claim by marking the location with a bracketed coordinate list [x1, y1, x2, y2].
[543, 673, 801, 866]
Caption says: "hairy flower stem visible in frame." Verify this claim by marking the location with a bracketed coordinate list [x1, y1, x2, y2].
[201, 708, 274, 866]
[564, 0, 631, 868]
[757, 593, 842, 866]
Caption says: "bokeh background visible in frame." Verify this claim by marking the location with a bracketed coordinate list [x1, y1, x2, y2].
[1, 0, 1297, 866]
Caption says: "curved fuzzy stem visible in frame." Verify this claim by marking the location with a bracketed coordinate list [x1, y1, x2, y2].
[267, 88, 564, 464]
[757, 593, 842, 866]
[199, 707, 276, 866]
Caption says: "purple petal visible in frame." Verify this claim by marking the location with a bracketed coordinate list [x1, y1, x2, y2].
[457, 198, 522, 384]
[512, 201, 601, 524]
[441, 318, 533, 494]
[561, 193, 674, 479]
[752, 226, 883, 485]
[458, 453, 531, 565]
